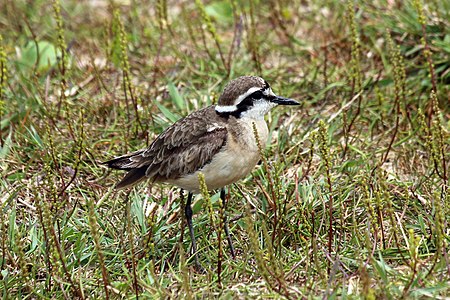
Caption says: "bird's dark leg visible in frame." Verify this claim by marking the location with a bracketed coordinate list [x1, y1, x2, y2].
[185, 191, 200, 267]
[221, 188, 236, 258]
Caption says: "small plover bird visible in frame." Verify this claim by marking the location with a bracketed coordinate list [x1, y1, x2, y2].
[105, 76, 299, 266]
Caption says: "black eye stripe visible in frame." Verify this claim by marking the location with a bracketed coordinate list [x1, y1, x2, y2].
[216, 86, 271, 119]
[238, 89, 267, 108]
[239, 95, 255, 107]
[250, 90, 264, 99]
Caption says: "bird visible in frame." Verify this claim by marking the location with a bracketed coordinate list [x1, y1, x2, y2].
[104, 75, 299, 267]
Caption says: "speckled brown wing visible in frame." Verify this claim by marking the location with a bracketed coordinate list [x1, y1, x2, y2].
[143, 106, 228, 179]
[104, 106, 228, 188]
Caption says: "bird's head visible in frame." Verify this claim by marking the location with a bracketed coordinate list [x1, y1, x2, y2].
[215, 76, 299, 119]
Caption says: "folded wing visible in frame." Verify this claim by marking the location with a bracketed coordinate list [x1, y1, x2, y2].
[104, 107, 228, 189]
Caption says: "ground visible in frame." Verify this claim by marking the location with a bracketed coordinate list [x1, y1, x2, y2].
[1, 0, 449, 299]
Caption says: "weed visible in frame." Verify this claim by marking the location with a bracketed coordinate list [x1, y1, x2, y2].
[1, 0, 449, 298]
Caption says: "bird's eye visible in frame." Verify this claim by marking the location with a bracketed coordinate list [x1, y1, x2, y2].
[251, 90, 264, 99]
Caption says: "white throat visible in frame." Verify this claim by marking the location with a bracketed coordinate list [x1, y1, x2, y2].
[240, 99, 277, 120]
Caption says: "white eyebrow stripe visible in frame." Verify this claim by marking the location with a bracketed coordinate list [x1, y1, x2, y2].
[233, 87, 261, 105]
[263, 88, 275, 96]
[215, 104, 238, 112]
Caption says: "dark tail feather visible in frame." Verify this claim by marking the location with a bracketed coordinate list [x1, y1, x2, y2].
[115, 167, 147, 189]
[103, 150, 148, 189]
[103, 150, 145, 170]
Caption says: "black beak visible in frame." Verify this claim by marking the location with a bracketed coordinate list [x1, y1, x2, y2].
[270, 96, 300, 106]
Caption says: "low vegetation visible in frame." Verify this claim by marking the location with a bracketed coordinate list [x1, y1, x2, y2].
[1, 0, 449, 298]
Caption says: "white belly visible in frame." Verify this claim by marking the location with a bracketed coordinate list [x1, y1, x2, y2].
[168, 119, 268, 193]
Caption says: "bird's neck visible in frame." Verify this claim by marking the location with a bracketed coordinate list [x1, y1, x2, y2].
[233, 117, 269, 151]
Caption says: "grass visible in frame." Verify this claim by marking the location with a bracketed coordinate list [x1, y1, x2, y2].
[1, 0, 449, 298]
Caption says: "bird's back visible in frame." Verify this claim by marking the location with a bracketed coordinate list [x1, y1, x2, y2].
[105, 106, 228, 189]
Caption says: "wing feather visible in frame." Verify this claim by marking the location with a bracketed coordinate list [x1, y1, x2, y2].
[105, 106, 228, 187]
[144, 111, 228, 179]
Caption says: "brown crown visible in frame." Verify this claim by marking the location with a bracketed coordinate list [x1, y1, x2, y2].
[218, 76, 269, 106]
